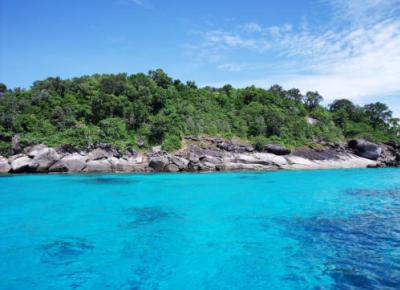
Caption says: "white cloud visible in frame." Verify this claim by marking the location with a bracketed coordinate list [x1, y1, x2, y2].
[279, 19, 400, 102]
[327, 0, 400, 25]
[204, 30, 270, 51]
[217, 63, 247, 72]
[240, 22, 263, 33]
[190, 0, 400, 109]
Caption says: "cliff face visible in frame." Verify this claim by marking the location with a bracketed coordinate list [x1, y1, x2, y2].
[0, 137, 398, 174]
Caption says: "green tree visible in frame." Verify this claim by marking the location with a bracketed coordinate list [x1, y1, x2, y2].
[0, 83, 7, 95]
[304, 91, 323, 110]
[285, 88, 303, 103]
[99, 117, 128, 142]
[0, 70, 397, 152]
[149, 69, 173, 89]
[363, 102, 392, 128]
[162, 135, 181, 152]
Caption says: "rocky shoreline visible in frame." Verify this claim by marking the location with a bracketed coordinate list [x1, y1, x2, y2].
[0, 137, 398, 174]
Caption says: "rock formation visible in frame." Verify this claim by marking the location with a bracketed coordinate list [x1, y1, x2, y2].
[348, 139, 382, 161]
[0, 137, 397, 174]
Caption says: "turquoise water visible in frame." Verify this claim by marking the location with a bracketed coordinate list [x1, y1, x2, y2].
[1, 169, 400, 289]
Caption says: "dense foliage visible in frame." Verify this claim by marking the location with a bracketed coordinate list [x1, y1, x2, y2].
[0, 70, 398, 154]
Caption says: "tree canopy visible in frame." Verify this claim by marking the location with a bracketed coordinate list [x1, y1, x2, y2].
[0, 70, 398, 154]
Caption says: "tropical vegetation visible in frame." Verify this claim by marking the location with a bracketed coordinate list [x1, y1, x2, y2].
[0, 69, 398, 154]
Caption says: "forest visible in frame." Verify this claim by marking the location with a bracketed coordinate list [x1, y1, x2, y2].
[0, 69, 398, 154]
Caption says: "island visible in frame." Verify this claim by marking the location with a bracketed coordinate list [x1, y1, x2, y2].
[0, 70, 399, 174]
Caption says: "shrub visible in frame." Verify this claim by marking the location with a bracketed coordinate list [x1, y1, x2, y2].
[252, 135, 269, 151]
[161, 135, 182, 152]
[99, 117, 128, 143]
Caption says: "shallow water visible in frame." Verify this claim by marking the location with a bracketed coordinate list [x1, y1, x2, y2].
[1, 169, 400, 289]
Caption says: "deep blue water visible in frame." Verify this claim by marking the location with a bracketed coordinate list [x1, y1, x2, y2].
[1, 169, 400, 290]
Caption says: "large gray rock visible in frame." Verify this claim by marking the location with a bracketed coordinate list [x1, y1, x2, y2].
[380, 142, 400, 166]
[28, 146, 60, 172]
[11, 156, 36, 173]
[348, 140, 382, 161]
[217, 162, 275, 171]
[49, 153, 87, 172]
[26, 144, 48, 157]
[241, 144, 255, 153]
[149, 156, 170, 171]
[170, 156, 189, 170]
[48, 161, 69, 173]
[131, 163, 149, 172]
[108, 157, 145, 172]
[126, 153, 148, 164]
[0, 157, 11, 173]
[187, 153, 200, 163]
[217, 141, 236, 152]
[232, 153, 287, 167]
[200, 155, 222, 165]
[84, 159, 112, 173]
[198, 161, 217, 171]
[8, 154, 25, 163]
[88, 148, 112, 160]
[264, 144, 291, 155]
[165, 163, 179, 172]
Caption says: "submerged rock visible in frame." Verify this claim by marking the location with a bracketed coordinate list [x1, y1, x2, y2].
[41, 237, 94, 265]
[123, 207, 179, 228]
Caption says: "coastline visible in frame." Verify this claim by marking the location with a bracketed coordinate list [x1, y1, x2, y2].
[1, 137, 398, 175]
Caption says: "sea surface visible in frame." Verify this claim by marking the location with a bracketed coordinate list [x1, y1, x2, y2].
[0, 169, 400, 290]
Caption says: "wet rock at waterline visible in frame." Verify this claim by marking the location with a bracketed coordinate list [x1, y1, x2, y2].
[50, 153, 88, 173]
[0, 136, 398, 174]
[0, 157, 11, 173]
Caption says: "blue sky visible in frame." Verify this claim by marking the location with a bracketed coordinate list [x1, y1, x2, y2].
[1, 0, 399, 114]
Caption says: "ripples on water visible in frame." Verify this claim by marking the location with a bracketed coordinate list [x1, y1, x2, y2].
[0, 169, 400, 289]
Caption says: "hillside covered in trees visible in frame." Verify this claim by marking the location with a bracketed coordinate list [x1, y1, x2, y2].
[0, 69, 398, 155]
